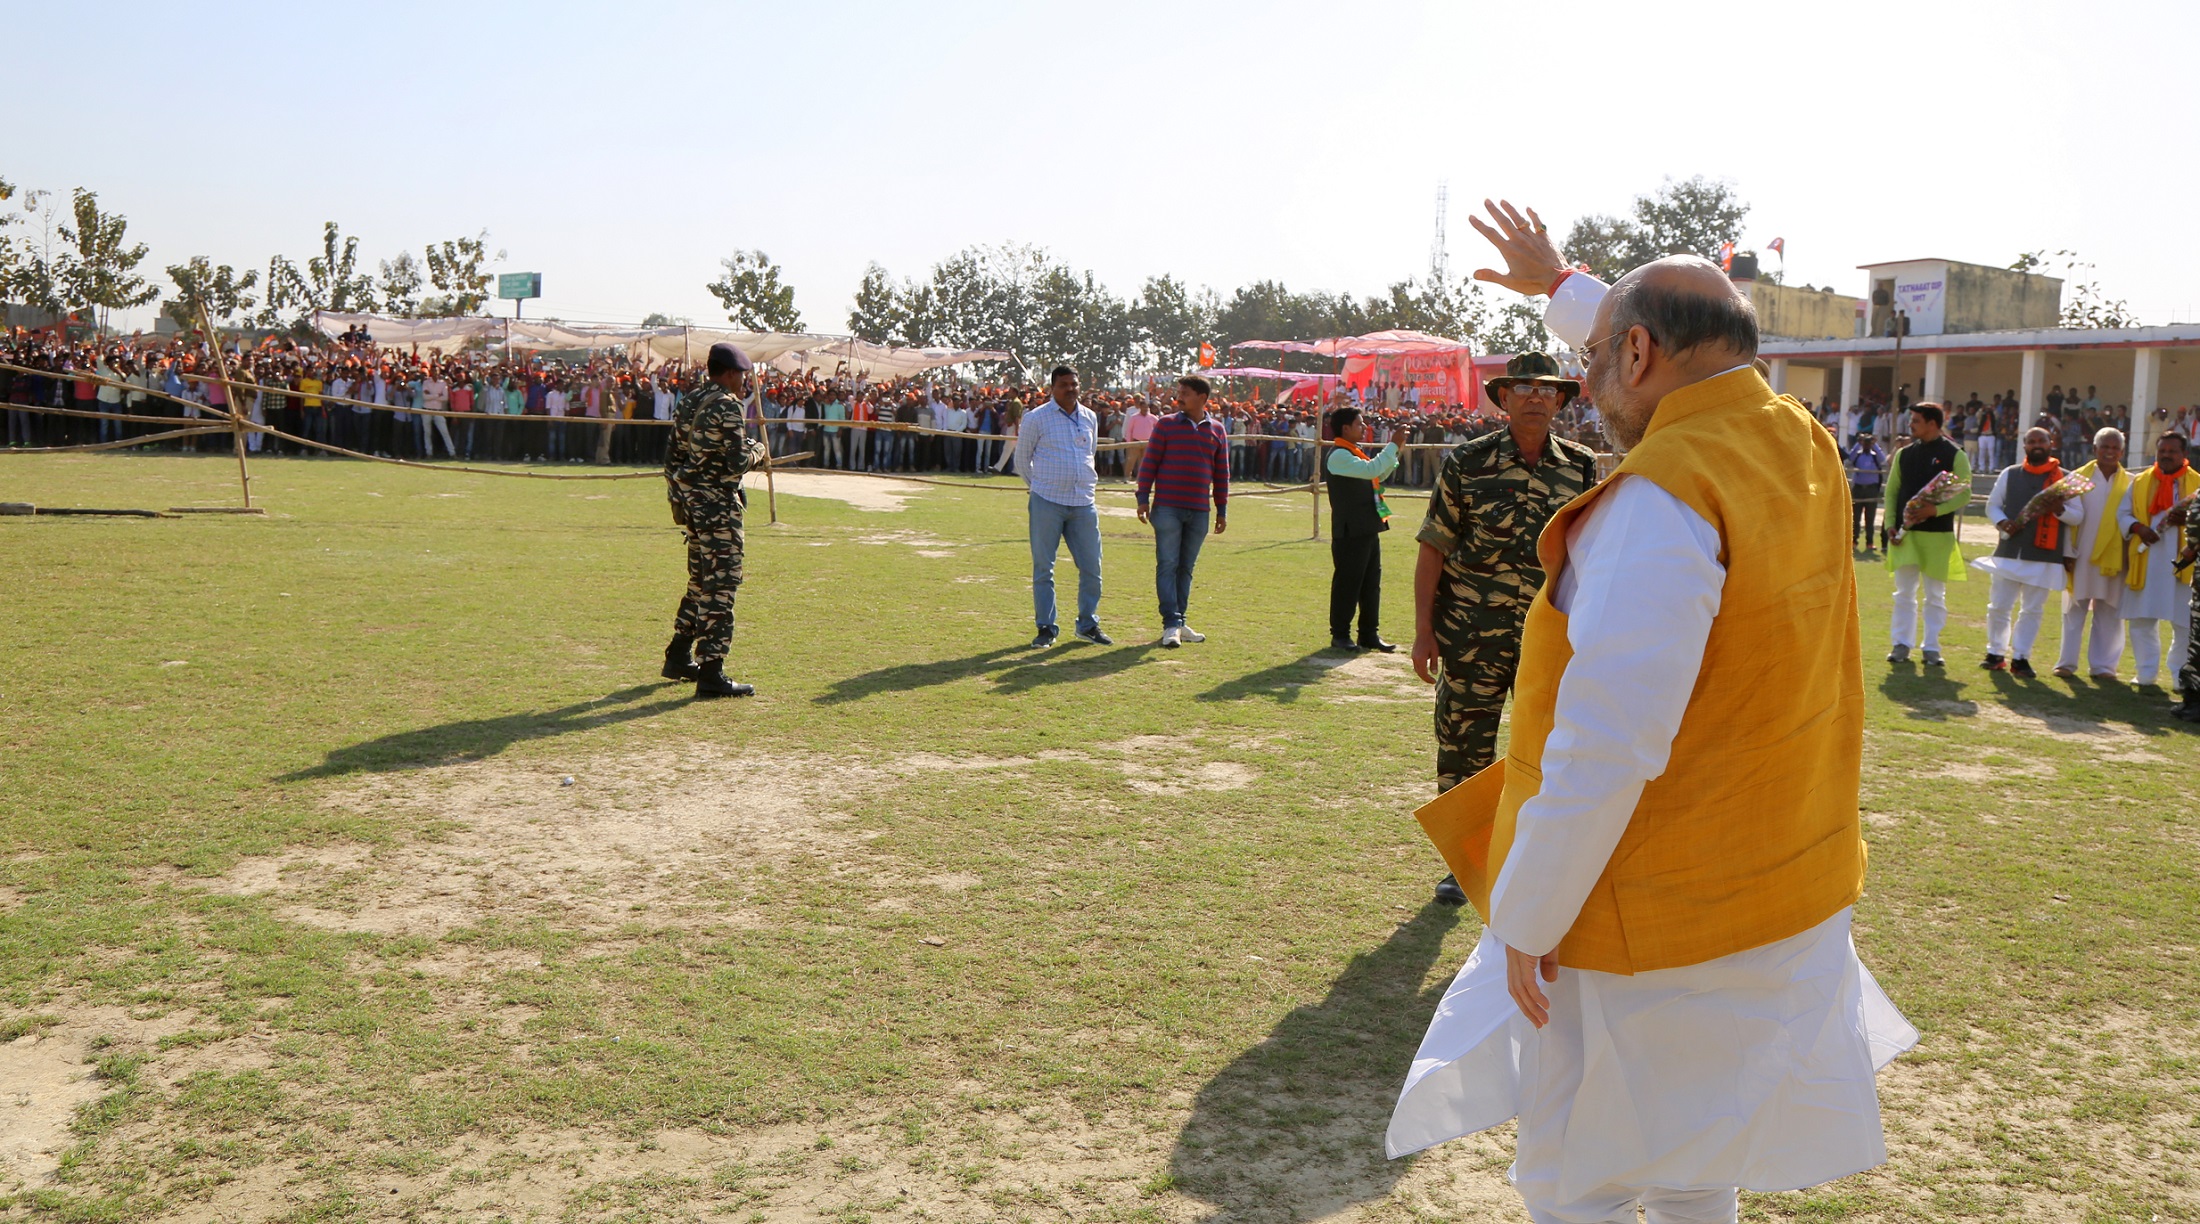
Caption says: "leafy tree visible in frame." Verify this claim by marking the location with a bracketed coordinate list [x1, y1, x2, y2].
[163, 257, 258, 329]
[58, 188, 160, 328]
[1212, 280, 1373, 352]
[2012, 249, 2136, 329]
[0, 175, 20, 302]
[265, 222, 378, 325]
[377, 251, 424, 317]
[640, 311, 692, 327]
[1559, 213, 1639, 284]
[6, 188, 68, 316]
[847, 261, 904, 343]
[1365, 274, 1488, 342]
[1561, 177, 1749, 282]
[1481, 299, 1552, 356]
[422, 232, 500, 317]
[1130, 274, 1220, 372]
[705, 250, 804, 332]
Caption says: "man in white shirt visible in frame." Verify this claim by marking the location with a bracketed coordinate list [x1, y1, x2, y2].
[1015, 366, 1109, 648]
[2056, 428, 2130, 678]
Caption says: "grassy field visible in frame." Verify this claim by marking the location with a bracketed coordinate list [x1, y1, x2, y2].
[1, 451, 2195, 1224]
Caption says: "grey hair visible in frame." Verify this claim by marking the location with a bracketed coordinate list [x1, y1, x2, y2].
[1606, 275, 1761, 361]
[2094, 426, 2125, 446]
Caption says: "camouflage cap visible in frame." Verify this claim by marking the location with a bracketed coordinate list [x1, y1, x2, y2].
[1484, 351, 1580, 404]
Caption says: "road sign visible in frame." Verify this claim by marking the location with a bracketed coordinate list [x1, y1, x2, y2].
[497, 272, 542, 301]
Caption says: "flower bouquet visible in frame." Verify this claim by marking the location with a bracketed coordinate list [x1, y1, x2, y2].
[1891, 469, 1969, 543]
[2015, 471, 2094, 527]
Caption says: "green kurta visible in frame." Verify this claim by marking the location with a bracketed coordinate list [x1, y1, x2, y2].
[1883, 446, 1972, 581]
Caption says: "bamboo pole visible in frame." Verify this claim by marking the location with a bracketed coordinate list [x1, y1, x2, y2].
[756, 378, 778, 525]
[198, 304, 252, 508]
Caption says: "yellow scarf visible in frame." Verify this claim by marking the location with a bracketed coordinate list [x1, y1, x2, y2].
[2125, 463, 2200, 591]
[2072, 461, 2133, 583]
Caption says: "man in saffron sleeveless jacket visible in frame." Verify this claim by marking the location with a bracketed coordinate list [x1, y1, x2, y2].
[1389, 200, 1915, 1223]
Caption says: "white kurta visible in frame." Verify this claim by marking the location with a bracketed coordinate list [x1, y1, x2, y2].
[2116, 490, 2194, 621]
[1970, 466, 2084, 589]
[1386, 446, 1917, 1197]
[2066, 473, 2125, 605]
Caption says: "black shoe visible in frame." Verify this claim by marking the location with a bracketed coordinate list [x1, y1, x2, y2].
[693, 660, 754, 700]
[1434, 875, 1467, 907]
[2174, 690, 2200, 722]
[2010, 657, 2036, 680]
[661, 634, 698, 681]
[1074, 624, 1113, 646]
[1330, 637, 1363, 652]
[1980, 654, 2007, 671]
[1030, 626, 1059, 649]
[1359, 638, 1398, 653]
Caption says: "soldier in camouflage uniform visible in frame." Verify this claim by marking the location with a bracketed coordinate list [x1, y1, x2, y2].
[1411, 352, 1601, 904]
[2178, 531, 2200, 723]
[663, 343, 771, 699]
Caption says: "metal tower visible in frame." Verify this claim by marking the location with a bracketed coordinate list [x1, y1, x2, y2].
[1430, 182, 1450, 283]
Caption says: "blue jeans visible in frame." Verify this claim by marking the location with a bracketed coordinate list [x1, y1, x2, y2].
[1029, 494, 1103, 632]
[1149, 504, 1209, 629]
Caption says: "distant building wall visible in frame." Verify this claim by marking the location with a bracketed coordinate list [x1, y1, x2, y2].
[1943, 262, 2061, 334]
[1742, 281, 1862, 340]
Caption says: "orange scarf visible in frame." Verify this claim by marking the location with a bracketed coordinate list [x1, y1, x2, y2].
[2022, 457, 2063, 550]
[1340, 438, 1389, 521]
[2149, 459, 2188, 517]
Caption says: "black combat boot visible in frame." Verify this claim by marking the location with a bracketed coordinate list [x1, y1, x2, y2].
[694, 659, 754, 700]
[2173, 686, 2200, 723]
[662, 634, 698, 681]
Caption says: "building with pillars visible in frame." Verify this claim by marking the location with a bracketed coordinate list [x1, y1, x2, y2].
[1756, 255, 2200, 454]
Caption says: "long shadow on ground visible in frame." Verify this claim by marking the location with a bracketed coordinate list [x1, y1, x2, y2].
[814, 643, 1159, 703]
[1170, 901, 1464, 1221]
[1195, 649, 1360, 704]
[1880, 663, 2188, 735]
[276, 683, 689, 779]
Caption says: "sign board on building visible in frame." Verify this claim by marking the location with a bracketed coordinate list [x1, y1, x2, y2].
[497, 272, 542, 301]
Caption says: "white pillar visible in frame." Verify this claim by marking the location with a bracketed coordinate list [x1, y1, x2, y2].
[2131, 347, 2161, 455]
[1923, 352, 1948, 403]
[1840, 355, 1862, 441]
[2019, 349, 2046, 420]
[1768, 357, 1789, 394]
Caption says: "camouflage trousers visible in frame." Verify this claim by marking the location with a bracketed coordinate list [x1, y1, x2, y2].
[672, 512, 745, 664]
[2183, 584, 2200, 695]
[1433, 631, 1520, 794]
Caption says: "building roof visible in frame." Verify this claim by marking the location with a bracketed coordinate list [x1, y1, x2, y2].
[1856, 258, 1957, 270]
[1764, 322, 2200, 360]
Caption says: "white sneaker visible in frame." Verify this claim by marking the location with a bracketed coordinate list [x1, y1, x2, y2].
[1177, 626, 1206, 643]
[1161, 626, 1182, 648]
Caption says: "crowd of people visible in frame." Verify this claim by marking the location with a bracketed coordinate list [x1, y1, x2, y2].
[3, 327, 1609, 487]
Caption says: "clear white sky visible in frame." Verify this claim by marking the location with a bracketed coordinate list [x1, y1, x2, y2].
[11, 0, 2197, 334]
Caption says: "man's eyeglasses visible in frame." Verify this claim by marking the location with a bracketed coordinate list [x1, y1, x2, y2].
[1578, 328, 1631, 366]
[1508, 385, 1563, 403]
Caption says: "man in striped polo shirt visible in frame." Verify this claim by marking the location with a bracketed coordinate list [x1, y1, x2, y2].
[1136, 375, 1231, 647]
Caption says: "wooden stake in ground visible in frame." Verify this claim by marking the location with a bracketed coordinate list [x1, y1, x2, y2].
[197, 304, 252, 509]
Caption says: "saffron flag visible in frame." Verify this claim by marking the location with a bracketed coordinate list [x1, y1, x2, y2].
[1197, 341, 1215, 369]
[1768, 237, 1786, 256]
[1718, 241, 1736, 271]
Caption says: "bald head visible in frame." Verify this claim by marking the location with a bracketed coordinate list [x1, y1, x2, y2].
[1604, 256, 1759, 366]
[1584, 255, 1761, 450]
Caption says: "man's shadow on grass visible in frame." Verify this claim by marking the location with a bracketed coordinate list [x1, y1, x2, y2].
[1196, 649, 1359, 704]
[277, 683, 689, 780]
[1169, 901, 1463, 1221]
[814, 642, 1159, 704]
[1878, 664, 1973, 721]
